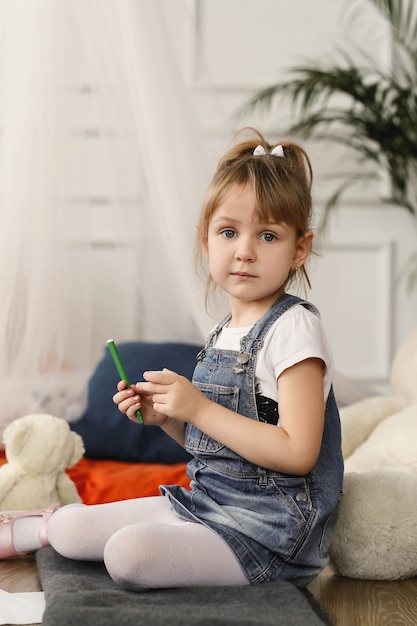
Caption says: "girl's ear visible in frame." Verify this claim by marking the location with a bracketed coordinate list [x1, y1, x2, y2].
[293, 231, 313, 267]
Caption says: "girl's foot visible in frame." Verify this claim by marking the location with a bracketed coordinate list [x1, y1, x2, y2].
[0, 503, 59, 559]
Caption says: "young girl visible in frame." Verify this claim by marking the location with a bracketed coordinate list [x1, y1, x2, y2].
[1, 129, 343, 590]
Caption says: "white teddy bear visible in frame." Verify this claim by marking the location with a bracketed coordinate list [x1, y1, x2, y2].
[0, 414, 84, 510]
[329, 326, 417, 580]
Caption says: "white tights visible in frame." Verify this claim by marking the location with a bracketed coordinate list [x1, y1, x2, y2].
[13, 497, 248, 590]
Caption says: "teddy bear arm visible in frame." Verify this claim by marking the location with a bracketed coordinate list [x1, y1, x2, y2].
[56, 473, 82, 505]
[0, 465, 21, 502]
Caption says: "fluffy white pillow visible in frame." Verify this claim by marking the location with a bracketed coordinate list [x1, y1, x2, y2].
[390, 326, 417, 403]
[344, 403, 417, 474]
[339, 395, 406, 459]
[330, 471, 417, 580]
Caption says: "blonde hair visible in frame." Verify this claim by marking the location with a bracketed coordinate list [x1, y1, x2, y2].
[196, 128, 314, 303]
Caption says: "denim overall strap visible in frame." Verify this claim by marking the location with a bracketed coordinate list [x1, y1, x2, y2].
[196, 311, 232, 363]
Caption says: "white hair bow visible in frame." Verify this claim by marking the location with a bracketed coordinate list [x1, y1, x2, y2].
[253, 145, 284, 157]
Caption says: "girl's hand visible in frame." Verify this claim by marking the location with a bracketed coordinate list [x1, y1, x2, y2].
[112, 380, 169, 426]
[136, 368, 210, 422]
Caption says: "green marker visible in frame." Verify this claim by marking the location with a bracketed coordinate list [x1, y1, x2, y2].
[107, 339, 144, 424]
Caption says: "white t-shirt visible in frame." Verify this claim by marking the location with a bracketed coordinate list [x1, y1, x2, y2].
[214, 304, 334, 402]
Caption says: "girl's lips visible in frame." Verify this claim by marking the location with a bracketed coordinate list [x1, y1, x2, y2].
[232, 271, 255, 278]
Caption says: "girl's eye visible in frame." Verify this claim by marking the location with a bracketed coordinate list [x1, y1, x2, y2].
[260, 232, 277, 242]
[221, 229, 236, 239]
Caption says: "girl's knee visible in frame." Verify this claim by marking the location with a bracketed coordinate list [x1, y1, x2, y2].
[104, 524, 170, 590]
[104, 525, 146, 590]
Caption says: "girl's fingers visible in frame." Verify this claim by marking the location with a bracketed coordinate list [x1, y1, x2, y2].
[142, 368, 176, 383]
[113, 387, 141, 413]
[126, 401, 142, 418]
[113, 386, 134, 403]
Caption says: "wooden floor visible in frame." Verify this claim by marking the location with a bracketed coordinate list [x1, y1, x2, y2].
[308, 566, 417, 626]
[1, 555, 416, 625]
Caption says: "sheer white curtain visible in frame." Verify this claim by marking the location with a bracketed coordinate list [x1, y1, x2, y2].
[0, 0, 224, 438]
[73, 0, 220, 341]
[0, 0, 93, 429]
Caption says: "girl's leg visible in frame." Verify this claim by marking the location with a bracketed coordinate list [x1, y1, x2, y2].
[47, 496, 181, 560]
[9, 496, 177, 558]
[10, 496, 249, 588]
[103, 521, 249, 590]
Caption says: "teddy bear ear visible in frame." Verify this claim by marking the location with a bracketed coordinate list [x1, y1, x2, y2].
[3, 417, 32, 457]
[68, 432, 85, 467]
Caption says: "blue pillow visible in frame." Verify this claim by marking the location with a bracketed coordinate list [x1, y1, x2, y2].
[71, 342, 201, 463]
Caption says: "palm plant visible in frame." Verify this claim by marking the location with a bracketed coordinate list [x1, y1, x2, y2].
[241, 0, 417, 284]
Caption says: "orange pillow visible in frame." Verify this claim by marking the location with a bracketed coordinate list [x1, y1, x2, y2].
[0, 451, 189, 505]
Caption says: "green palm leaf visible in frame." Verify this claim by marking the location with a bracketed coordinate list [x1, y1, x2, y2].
[240, 0, 417, 220]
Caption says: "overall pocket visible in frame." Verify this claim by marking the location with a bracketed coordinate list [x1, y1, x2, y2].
[267, 475, 315, 559]
[185, 382, 240, 453]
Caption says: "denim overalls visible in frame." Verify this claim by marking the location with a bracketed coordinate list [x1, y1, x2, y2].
[161, 294, 344, 586]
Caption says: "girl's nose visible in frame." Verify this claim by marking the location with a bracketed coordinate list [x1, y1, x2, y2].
[235, 238, 256, 262]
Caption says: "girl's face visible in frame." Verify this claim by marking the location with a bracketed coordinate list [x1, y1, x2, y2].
[203, 183, 312, 322]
